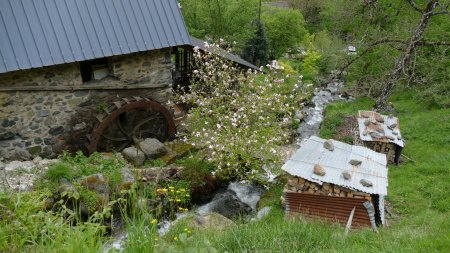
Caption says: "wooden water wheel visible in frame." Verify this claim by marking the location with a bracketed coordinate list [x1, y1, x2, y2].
[86, 96, 176, 154]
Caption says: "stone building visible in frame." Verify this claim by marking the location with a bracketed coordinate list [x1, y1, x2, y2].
[0, 0, 191, 160]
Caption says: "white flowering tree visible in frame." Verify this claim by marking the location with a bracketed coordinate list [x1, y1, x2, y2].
[176, 42, 309, 181]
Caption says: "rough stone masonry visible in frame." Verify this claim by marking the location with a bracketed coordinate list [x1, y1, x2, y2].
[0, 49, 174, 160]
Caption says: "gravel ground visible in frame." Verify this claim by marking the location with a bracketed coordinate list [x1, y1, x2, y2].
[0, 157, 58, 192]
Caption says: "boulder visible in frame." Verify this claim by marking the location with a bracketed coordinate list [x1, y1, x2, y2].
[139, 138, 168, 159]
[15, 149, 31, 161]
[192, 212, 235, 230]
[360, 179, 373, 187]
[388, 123, 397, 130]
[323, 140, 334, 151]
[251, 206, 272, 221]
[313, 164, 326, 176]
[79, 173, 109, 194]
[342, 171, 352, 180]
[58, 178, 77, 195]
[133, 165, 182, 182]
[370, 131, 383, 139]
[122, 146, 145, 166]
[198, 191, 253, 219]
[349, 159, 362, 166]
[78, 174, 110, 215]
[120, 165, 135, 189]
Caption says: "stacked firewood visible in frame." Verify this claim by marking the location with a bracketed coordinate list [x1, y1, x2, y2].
[284, 177, 372, 201]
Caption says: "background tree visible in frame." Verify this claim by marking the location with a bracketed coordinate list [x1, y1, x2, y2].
[311, 0, 450, 109]
[179, 0, 259, 50]
[261, 7, 307, 58]
[242, 20, 269, 66]
[374, 0, 449, 110]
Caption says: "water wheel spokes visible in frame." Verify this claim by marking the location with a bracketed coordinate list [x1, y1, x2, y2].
[87, 97, 176, 154]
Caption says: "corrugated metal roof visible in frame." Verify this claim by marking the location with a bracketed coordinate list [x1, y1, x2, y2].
[0, 0, 191, 74]
[357, 110, 404, 147]
[285, 192, 372, 227]
[190, 36, 259, 70]
[282, 136, 388, 195]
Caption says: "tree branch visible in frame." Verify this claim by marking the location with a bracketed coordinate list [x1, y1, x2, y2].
[432, 1, 449, 15]
[419, 40, 450, 46]
[406, 0, 424, 13]
[333, 38, 407, 79]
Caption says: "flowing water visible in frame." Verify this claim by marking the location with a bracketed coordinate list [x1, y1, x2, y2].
[297, 81, 349, 145]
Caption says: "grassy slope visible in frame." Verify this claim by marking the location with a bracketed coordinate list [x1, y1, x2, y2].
[166, 91, 449, 253]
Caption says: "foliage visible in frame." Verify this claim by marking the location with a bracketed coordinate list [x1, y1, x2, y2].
[0, 191, 106, 252]
[242, 20, 270, 66]
[178, 0, 259, 49]
[261, 7, 307, 59]
[314, 0, 449, 107]
[120, 213, 158, 253]
[37, 151, 125, 192]
[176, 44, 309, 180]
[45, 162, 76, 183]
[312, 30, 346, 73]
[176, 151, 216, 188]
[77, 185, 103, 214]
[146, 158, 167, 168]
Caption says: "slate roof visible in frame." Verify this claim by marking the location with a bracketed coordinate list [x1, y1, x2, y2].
[190, 36, 259, 70]
[282, 136, 388, 195]
[0, 0, 191, 74]
[357, 110, 405, 147]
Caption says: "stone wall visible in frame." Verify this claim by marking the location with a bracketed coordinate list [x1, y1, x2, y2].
[0, 49, 174, 160]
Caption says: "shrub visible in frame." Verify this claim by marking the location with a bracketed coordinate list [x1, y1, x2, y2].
[46, 162, 75, 183]
[176, 43, 309, 181]
[262, 7, 307, 59]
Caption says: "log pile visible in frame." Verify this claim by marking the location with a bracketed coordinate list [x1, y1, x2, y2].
[363, 141, 396, 163]
[284, 177, 372, 201]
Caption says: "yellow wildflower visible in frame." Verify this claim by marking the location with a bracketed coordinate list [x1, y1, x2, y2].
[151, 219, 158, 224]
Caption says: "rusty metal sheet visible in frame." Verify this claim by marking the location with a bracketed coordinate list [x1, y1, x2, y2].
[282, 136, 388, 195]
[285, 192, 371, 227]
[358, 110, 404, 147]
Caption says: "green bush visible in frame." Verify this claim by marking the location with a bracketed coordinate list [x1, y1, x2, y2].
[177, 152, 215, 188]
[262, 7, 307, 59]
[45, 162, 75, 183]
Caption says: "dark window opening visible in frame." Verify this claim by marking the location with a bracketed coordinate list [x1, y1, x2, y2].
[172, 46, 193, 92]
[80, 58, 110, 83]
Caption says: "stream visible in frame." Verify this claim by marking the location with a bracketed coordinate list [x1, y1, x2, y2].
[105, 80, 350, 252]
[296, 80, 349, 144]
